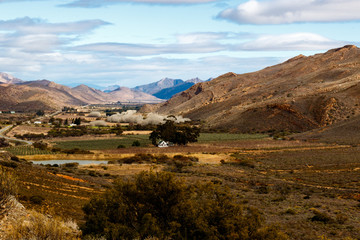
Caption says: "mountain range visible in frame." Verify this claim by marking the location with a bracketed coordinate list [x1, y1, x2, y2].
[0, 79, 161, 111]
[133, 77, 205, 99]
[143, 45, 360, 134]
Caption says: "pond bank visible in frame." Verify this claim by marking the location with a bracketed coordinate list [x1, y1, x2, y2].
[18, 153, 134, 161]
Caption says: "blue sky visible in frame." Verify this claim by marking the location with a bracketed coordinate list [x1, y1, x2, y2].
[0, 0, 359, 88]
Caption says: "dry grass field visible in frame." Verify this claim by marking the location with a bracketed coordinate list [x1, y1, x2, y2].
[7, 125, 51, 137]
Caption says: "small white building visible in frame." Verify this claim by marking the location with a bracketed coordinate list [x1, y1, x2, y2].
[158, 141, 169, 148]
[34, 121, 42, 125]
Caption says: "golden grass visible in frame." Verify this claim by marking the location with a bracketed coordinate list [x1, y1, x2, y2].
[80, 163, 163, 176]
[3, 210, 81, 240]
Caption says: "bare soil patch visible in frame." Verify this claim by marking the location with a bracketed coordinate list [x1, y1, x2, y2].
[7, 125, 50, 137]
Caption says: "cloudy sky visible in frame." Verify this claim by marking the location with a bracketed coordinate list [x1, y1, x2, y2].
[0, 0, 359, 88]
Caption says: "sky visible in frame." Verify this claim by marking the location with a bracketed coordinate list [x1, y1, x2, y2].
[0, 0, 359, 88]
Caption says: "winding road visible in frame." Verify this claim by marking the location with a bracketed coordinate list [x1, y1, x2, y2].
[0, 125, 33, 145]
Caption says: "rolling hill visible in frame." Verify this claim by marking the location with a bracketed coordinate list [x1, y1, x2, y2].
[0, 79, 163, 111]
[144, 45, 360, 133]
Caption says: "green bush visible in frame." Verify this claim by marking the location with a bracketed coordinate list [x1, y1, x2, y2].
[82, 171, 287, 240]
[29, 195, 45, 205]
[62, 162, 79, 168]
[132, 140, 141, 147]
[310, 209, 333, 223]
[0, 161, 18, 169]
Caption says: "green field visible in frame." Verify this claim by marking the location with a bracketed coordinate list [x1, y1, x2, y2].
[197, 133, 268, 142]
[53, 135, 151, 150]
[6, 146, 57, 155]
[51, 133, 268, 150]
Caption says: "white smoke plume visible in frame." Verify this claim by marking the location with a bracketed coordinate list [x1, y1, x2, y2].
[107, 110, 190, 125]
[89, 120, 108, 127]
[88, 111, 102, 117]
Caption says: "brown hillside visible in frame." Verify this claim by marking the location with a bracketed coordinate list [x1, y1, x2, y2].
[146, 45, 360, 132]
[0, 80, 163, 111]
[0, 82, 85, 111]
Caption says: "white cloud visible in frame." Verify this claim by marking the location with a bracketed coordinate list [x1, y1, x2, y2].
[238, 33, 345, 51]
[62, 0, 222, 7]
[0, 17, 110, 34]
[0, 17, 109, 54]
[218, 0, 360, 24]
[73, 32, 233, 56]
[0, 0, 45, 2]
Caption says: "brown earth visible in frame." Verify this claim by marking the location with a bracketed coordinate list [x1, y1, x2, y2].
[144, 45, 360, 133]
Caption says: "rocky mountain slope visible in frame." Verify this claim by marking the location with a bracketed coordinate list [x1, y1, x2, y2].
[144, 45, 360, 133]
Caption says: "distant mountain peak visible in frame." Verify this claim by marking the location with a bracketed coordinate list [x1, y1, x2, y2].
[0, 72, 23, 84]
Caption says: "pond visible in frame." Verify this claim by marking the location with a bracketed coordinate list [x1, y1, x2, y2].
[32, 160, 108, 165]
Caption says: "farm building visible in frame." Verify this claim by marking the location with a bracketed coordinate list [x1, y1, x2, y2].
[158, 141, 169, 148]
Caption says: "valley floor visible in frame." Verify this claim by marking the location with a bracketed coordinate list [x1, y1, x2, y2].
[0, 135, 359, 239]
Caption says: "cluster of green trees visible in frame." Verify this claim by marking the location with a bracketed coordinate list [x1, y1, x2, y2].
[82, 171, 286, 240]
[46, 126, 123, 138]
[149, 120, 200, 146]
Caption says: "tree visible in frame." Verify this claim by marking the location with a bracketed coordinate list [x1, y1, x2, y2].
[73, 118, 81, 126]
[81, 171, 286, 240]
[0, 138, 10, 148]
[149, 120, 200, 146]
[36, 110, 45, 116]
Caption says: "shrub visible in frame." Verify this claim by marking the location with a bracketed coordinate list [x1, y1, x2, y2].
[0, 137, 10, 148]
[62, 162, 79, 168]
[310, 209, 333, 223]
[62, 148, 93, 154]
[82, 171, 286, 240]
[0, 167, 17, 200]
[117, 144, 126, 149]
[33, 141, 48, 150]
[10, 156, 20, 162]
[0, 161, 18, 168]
[29, 195, 44, 205]
[132, 140, 141, 147]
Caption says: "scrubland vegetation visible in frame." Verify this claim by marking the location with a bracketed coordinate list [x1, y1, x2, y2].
[1, 110, 360, 239]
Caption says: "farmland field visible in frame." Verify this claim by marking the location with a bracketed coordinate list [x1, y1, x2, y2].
[6, 146, 57, 155]
[52, 133, 269, 151]
[197, 133, 268, 142]
[52, 134, 151, 150]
